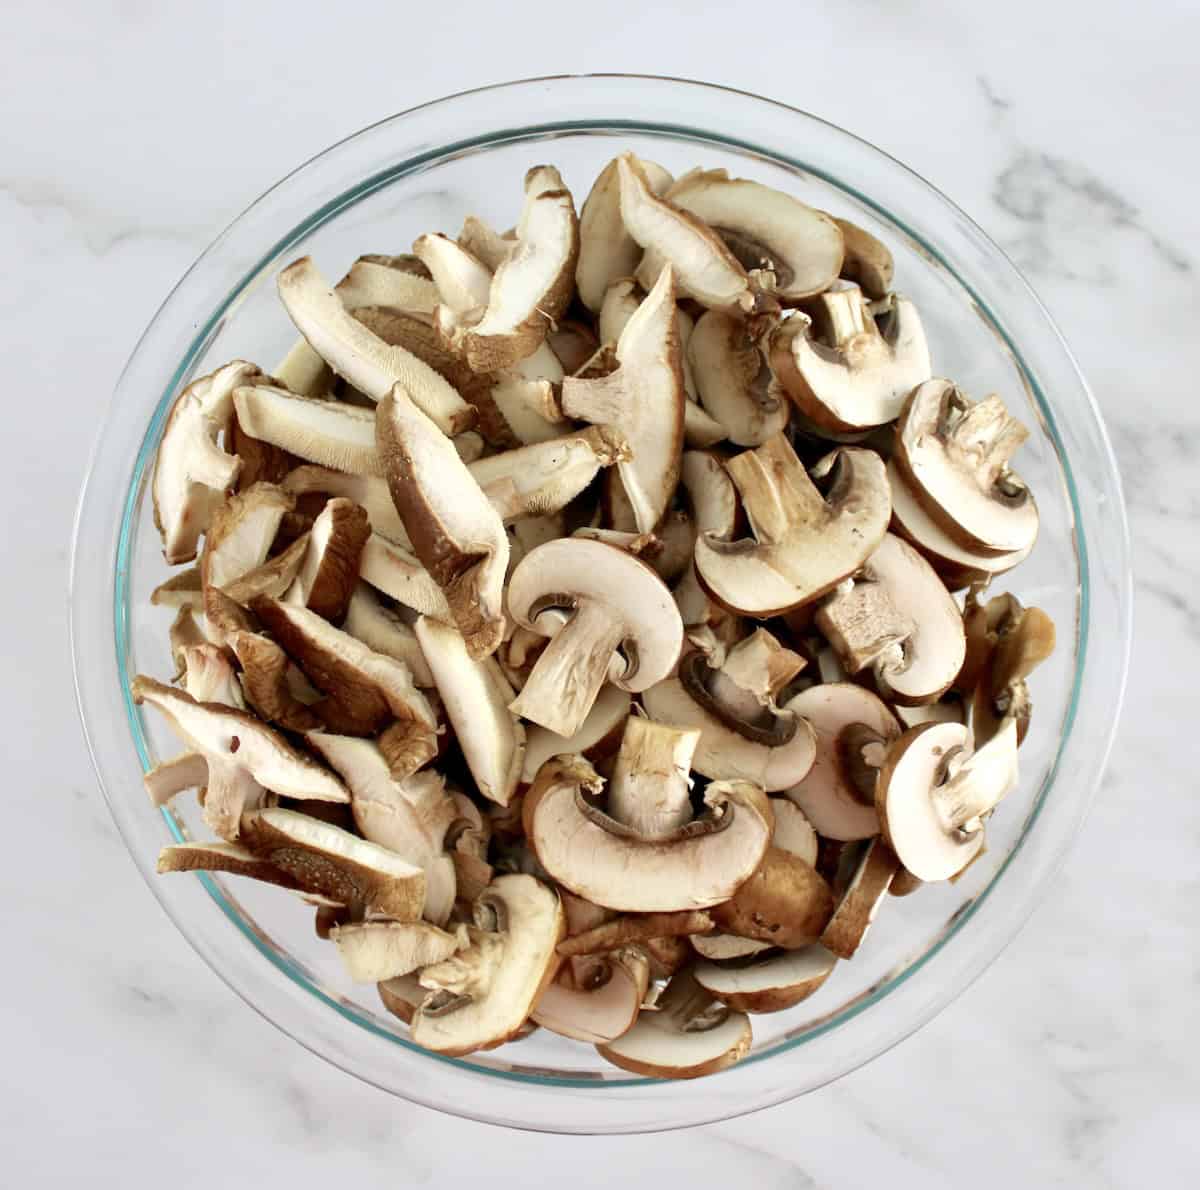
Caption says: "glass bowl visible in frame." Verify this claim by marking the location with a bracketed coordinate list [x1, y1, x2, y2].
[70, 75, 1132, 1133]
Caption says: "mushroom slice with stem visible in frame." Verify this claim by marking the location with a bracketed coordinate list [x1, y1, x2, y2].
[131, 676, 348, 840]
[180, 643, 246, 709]
[819, 837, 900, 958]
[414, 616, 526, 808]
[411, 873, 565, 1056]
[200, 483, 294, 591]
[831, 216, 894, 299]
[561, 266, 686, 533]
[523, 754, 772, 912]
[357, 534, 451, 621]
[506, 538, 684, 737]
[411, 233, 491, 320]
[283, 497, 370, 621]
[331, 920, 468, 982]
[277, 256, 474, 435]
[895, 379, 1039, 554]
[533, 947, 650, 1044]
[241, 807, 425, 920]
[769, 282, 931, 433]
[376, 384, 509, 659]
[144, 752, 209, 807]
[229, 410, 300, 490]
[784, 682, 902, 841]
[556, 910, 715, 958]
[606, 716, 700, 840]
[342, 584, 433, 687]
[695, 945, 838, 1013]
[156, 841, 307, 892]
[694, 438, 891, 617]
[377, 972, 426, 1025]
[152, 360, 261, 563]
[665, 169, 844, 302]
[597, 969, 752, 1080]
[519, 685, 631, 786]
[709, 846, 835, 948]
[281, 466, 409, 547]
[437, 166, 579, 373]
[457, 215, 514, 272]
[166, 605, 207, 678]
[815, 533, 967, 704]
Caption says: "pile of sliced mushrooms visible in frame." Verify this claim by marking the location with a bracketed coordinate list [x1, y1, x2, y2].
[140, 153, 1055, 1078]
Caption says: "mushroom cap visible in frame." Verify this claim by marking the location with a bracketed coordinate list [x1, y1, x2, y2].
[819, 838, 900, 959]
[832, 216, 894, 299]
[331, 920, 466, 982]
[709, 846, 835, 948]
[694, 944, 838, 1013]
[520, 685, 632, 784]
[284, 496, 370, 621]
[532, 948, 650, 1044]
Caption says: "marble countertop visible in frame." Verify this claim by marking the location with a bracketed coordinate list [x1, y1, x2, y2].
[5, 2, 1195, 1185]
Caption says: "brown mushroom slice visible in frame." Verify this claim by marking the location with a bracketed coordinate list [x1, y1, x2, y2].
[222, 536, 310, 605]
[342, 584, 433, 687]
[893, 696, 967, 731]
[519, 685, 632, 785]
[153, 361, 261, 563]
[446, 791, 494, 907]
[533, 947, 650, 1044]
[597, 970, 752, 1079]
[376, 385, 509, 659]
[412, 233, 491, 320]
[378, 973, 426, 1024]
[606, 717, 700, 840]
[273, 340, 334, 397]
[557, 910, 714, 958]
[895, 379, 1038, 554]
[283, 497, 369, 620]
[437, 166, 579, 373]
[180, 643, 246, 709]
[228, 630, 323, 733]
[709, 846, 835, 947]
[151, 567, 203, 610]
[771, 799, 818, 867]
[242, 806, 425, 920]
[233, 384, 383, 476]
[358, 534, 452, 620]
[467, 426, 629, 523]
[144, 751, 209, 806]
[523, 755, 772, 912]
[457, 216, 513, 272]
[830, 216, 894, 299]
[820, 838, 900, 958]
[199, 483, 293, 592]
[156, 841, 307, 891]
[507, 538, 684, 737]
[695, 945, 838, 1014]
[547, 319, 601, 374]
[689, 311, 789, 447]
[166, 605, 207, 679]
[282, 466, 409, 546]
[667, 169, 844, 301]
[331, 920, 468, 982]
[411, 873, 565, 1056]
[694, 439, 891, 616]
[333, 255, 440, 316]
[277, 257, 474, 435]
[784, 682, 902, 841]
[561, 266, 686, 533]
[414, 616, 526, 808]
[770, 283, 931, 433]
[690, 933, 771, 962]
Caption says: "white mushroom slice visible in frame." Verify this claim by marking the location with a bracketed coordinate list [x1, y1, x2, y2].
[769, 283, 931, 432]
[331, 920, 467, 982]
[666, 169, 844, 301]
[152, 361, 260, 563]
[507, 538, 684, 737]
[132, 676, 348, 840]
[561, 266, 686, 533]
[523, 755, 772, 912]
[533, 947, 649, 1044]
[596, 970, 752, 1079]
[784, 682, 902, 841]
[411, 873, 565, 1056]
[820, 838, 899, 958]
[607, 717, 700, 840]
[694, 438, 891, 616]
[376, 385, 509, 659]
[282, 466, 409, 545]
[199, 483, 293, 592]
[467, 426, 629, 523]
[233, 385, 382, 476]
[277, 257, 474, 435]
[709, 846, 835, 947]
[458, 215, 513, 272]
[151, 567, 202, 609]
[181, 643, 246, 709]
[144, 751, 209, 806]
[832, 217, 894, 299]
[282, 497, 370, 620]
[342, 584, 433, 687]
[273, 340, 333, 397]
[156, 841, 307, 891]
[411, 234, 491, 319]
[437, 166, 579, 372]
[242, 806, 425, 920]
[520, 686, 632, 785]
[690, 933, 772, 962]
[414, 616, 526, 808]
[598, 276, 643, 345]
[694, 945, 838, 1014]
[689, 311, 789, 446]
[771, 799, 818, 867]
[896, 379, 1039, 554]
[333, 256, 440, 317]
[358, 534, 451, 619]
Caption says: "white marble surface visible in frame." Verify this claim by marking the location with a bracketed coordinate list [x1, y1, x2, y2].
[3, 1, 1196, 1185]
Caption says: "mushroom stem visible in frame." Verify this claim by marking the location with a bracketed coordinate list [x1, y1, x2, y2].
[930, 717, 1019, 832]
[726, 436, 828, 545]
[949, 395, 1029, 484]
[607, 717, 699, 839]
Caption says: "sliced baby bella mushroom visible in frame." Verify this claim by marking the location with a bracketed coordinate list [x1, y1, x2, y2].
[446, 791, 494, 906]
[695, 945, 838, 1014]
[666, 169, 844, 301]
[242, 806, 425, 920]
[152, 360, 261, 563]
[281, 466, 408, 546]
[690, 933, 771, 962]
[437, 166, 579, 373]
[816, 532, 967, 704]
[376, 385, 509, 659]
[819, 837, 900, 959]
[523, 754, 772, 912]
[534, 946, 649, 1044]
[342, 584, 433, 686]
[222, 535, 310, 605]
[895, 379, 1039, 554]
[709, 846, 835, 948]
[358, 534, 452, 620]
[507, 537, 684, 737]
[607, 716, 700, 840]
[771, 799, 819, 867]
[556, 910, 714, 958]
[411, 873, 565, 1056]
[597, 969, 751, 1080]
[181, 643, 245, 709]
[283, 497, 370, 620]
[876, 716, 1019, 881]
[689, 310, 789, 446]
[769, 282, 931, 432]
[156, 841, 306, 892]
[377, 972, 426, 1025]
[132, 676, 348, 840]
[832, 216, 894, 300]
[972, 600, 1055, 745]
[144, 751, 209, 806]
[694, 438, 891, 616]
[561, 265, 686, 533]
[412, 233, 491, 320]
[333, 254, 440, 316]
[200, 482, 294, 592]
[519, 685, 632, 785]
[277, 257, 474, 435]
[893, 695, 967, 731]
[228, 630, 322, 733]
[784, 682, 902, 840]
[414, 616, 526, 808]
[331, 920, 467, 982]
[151, 566, 202, 609]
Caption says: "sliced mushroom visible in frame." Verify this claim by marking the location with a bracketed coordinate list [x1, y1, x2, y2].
[819, 838, 899, 958]
[331, 919, 467, 982]
[709, 846, 835, 948]
[832, 217, 894, 299]
[153, 361, 261, 563]
[672, 450, 739, 632]
[228, 630, 323, 733]
[446, 791, 494, 906]
[282, 497, 369, 620]
[333, 255, 440, 316]
[607, 716, 700, 840]
[180, 643, 246, 709]
[376, 385, 509, 659]
[695, 944, 838, 1013]
[771, 799, 818, 867]
[412, 233, 491, 320]
[547, 318, 601, 375]
[561, 266, 686, 533]
[150, 567, 203, 610]
[342, 584, 433, 687]
[533, 946, 650, 1044]
[694, 438, 891, 616]
[273, 340, 333, 398]
[357, 534, 452, 620]
[506, 538, 684, 737]
[971, 599, 1055, 745]
[144, 751, 209, 806]
[414, 616, 525, 808]
[199, 483, 293, 594]
[690, 933, 772, 962]
[519, 685, 632, 785]
[281, 466, 408, 546]
[457, 215, 514, 272]
[895, 379, 1038, 554]
[523, 754, 772, 912]
[556, 910, 714, 958]
[222, 535, 310, 605]
[377, 972, 426, 1025]
[156, 840, 307, 891]
[411, 873, 565, 1056]
[167, 605, 208, 678]
[769, 283, 931, 432]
